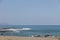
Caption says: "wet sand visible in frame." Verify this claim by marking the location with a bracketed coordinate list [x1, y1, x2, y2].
[0, 36, 60, 40]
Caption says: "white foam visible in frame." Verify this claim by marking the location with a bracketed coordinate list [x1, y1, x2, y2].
[22, 28, 32, 30]
[7, 28, 32, 32]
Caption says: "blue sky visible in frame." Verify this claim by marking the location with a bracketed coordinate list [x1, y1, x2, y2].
[0, 0, 60, 25]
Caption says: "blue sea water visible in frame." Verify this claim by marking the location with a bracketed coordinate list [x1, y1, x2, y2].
[0, 25, 60, 37]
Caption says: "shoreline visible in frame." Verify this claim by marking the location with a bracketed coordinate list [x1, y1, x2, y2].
[0, 36, 60, 40]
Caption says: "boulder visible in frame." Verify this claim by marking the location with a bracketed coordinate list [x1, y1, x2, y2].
[44, 35, 50, 37]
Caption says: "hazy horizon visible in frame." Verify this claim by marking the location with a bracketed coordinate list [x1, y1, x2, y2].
[0, 0, 60, 25]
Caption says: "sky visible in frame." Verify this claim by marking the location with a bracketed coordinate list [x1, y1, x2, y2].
[0, 0, 60, 25]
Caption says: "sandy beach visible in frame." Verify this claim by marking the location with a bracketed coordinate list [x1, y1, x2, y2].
[0, 36, 60, 40]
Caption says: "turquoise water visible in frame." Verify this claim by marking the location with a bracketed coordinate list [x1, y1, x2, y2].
[0, 25, 60, 36]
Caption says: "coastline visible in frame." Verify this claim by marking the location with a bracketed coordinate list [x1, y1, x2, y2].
[0, 36, 59, 40]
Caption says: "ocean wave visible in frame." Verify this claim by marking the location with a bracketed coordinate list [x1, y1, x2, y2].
[9, 28, 32, 32]
[22, 28, 32, 30]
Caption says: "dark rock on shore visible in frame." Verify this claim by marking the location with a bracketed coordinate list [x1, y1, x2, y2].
[44, 35, 50, 37]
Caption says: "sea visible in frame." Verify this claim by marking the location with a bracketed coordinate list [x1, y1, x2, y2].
[0, 25, 60, 37]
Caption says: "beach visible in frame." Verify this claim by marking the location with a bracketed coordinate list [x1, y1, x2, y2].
[0, 36, 59, 40]
[0, 25, 60, 40]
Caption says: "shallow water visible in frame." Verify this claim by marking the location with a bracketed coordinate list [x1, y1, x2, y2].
[0, 25, 60, 36]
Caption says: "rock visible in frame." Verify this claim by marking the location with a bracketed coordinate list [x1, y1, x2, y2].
[44, 35, 50, 37]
